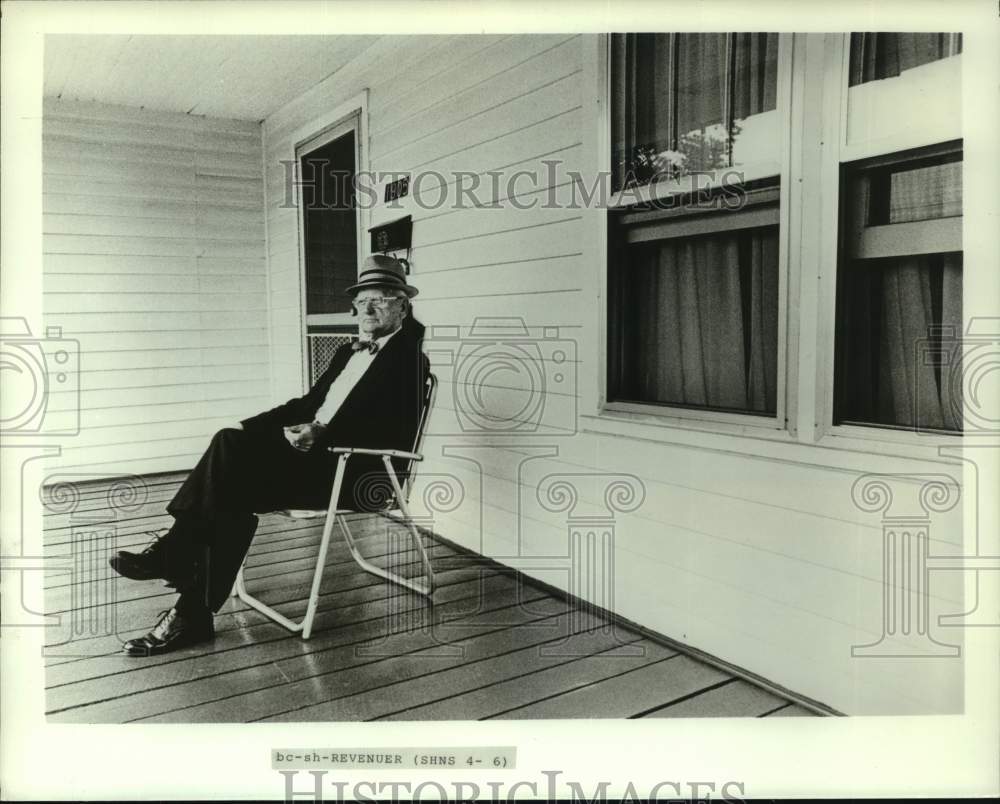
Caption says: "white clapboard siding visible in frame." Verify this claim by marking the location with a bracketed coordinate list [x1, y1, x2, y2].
[42, 98, 268, 475]
[260, 36, 964, 716]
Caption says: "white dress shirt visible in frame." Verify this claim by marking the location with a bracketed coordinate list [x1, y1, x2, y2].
[312, 327, 400, 425]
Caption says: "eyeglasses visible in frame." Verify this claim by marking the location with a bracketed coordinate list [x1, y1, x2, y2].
[351, 296, 403, 312]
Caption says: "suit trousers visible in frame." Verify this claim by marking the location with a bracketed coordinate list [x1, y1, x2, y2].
[163, 427, 342, 613]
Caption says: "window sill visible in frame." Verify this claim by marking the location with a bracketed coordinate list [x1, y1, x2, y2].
[816, 424, 963, 463]
[582, 408, 963, 473]
[602, 400, 785, 432]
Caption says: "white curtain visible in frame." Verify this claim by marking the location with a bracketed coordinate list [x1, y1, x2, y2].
[625, 227, 779, 413]
[880, 255, 963, 430]
[844, 254, 962, 430]
[888, 161, 962, 223]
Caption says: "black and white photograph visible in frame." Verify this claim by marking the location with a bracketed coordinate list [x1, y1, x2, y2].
[1, 0, 998, 800]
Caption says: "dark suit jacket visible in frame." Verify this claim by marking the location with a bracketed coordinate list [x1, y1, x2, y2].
[240, 319, 428, 511]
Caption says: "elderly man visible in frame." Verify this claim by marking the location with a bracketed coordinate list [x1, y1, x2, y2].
[110, 255, 427, 655]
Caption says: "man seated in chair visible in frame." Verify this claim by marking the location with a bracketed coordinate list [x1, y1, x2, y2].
[110, 255, 427, 655]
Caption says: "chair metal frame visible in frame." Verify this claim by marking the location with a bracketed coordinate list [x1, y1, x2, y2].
[234, 372, 437, 639]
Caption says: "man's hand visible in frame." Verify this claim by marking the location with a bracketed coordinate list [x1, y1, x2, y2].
[283, 421, 327, 452]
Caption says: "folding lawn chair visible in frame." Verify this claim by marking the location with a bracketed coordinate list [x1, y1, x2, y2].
[233, 372, 437, 639]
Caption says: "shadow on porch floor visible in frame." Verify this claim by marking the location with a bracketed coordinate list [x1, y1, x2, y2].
[43, 473, 818, 723]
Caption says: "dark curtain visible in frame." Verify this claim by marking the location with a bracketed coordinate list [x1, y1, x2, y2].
[849, 33, 962, 86]
[732, 33, 779, 119]
[611, 33, 780, 189]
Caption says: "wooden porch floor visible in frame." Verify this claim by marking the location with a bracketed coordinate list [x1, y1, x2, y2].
[43, 473, 817, 723]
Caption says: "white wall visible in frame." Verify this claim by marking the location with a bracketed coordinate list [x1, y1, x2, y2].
[42, 98, 269, 476]
[261, 34, 966, 715]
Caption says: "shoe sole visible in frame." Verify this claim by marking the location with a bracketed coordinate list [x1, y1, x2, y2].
[122, 630, 214, 657]
[109, 554, 195, 587]
[108, 554, 164, 582]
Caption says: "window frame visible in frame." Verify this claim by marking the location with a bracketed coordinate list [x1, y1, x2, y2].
[597, 32, 794, 432]
[295, 108, 367, 329]
[814, 34, 964, 451]
[289, 91, 370, 391]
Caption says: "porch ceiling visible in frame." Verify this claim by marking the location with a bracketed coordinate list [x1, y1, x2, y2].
[43, 34, 378, 121]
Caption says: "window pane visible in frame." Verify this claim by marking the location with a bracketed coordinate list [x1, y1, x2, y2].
[611, 33, 672, 190]
[849, 33, 962, 86]
[674, 33, 729, 172]
[611, 33, 779, 191]
[609, 224, 779, 415]
[836, 253, 962, 431]
[866, 159, 962, 225]
[732, 33, 779, 120]
[837, 146, 964, 432]
[302, 130, 357, 315]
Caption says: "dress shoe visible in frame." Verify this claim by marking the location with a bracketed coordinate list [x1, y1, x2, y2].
[110, 531, 197, 585]
[122, 607, 214, 656]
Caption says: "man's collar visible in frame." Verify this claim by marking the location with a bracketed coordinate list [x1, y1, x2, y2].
[374, 325, 402, 347]
[355, 325, 402, 352]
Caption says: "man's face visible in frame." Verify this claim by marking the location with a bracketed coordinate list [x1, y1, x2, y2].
[352, 289, 407, 338]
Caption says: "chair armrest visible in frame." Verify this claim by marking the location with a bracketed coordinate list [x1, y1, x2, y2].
[328, 446, 424, 461]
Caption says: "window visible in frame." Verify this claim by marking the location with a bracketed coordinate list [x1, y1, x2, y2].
[611, 33, 779, 192]
[607, 34, 783, 419]
[300, 124, 359, 318]
[834, 142, 963, 433]
[296, 113, 365, 383]
[844, 32, 962, 150]
[848, 33, 962, 86]
[832, 30, 964, 437]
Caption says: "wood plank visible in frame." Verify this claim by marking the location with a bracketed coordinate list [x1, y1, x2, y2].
[372, 37, 580, 160]
[43, 554, 495, 668]
[44, 233, 264, 260]
[44, 211, 263, 242]
[378, 70, 581, 173]
[489, 654, 729, 719]
[51, 584, 562, 723]
[370, 36, 538, 132]
[46, 570, 531, 705]
[45, 538, 457, 595]
[46, 293, 267, 317]
[256, 609, 637, 723]
[42, 101, 266, 485]
[45, 536, 460, 614]
[45, 271, 260, 295]
[639, 678, 789, 718]
[44, 559, 497, 668]
[378, 640, 672, 721]
[45, 98, 260, 136]
[40, 468, 807, 721]
[762, 703, 816, 717]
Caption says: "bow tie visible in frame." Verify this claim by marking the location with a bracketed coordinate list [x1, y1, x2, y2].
[352, 339, 379, 355]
